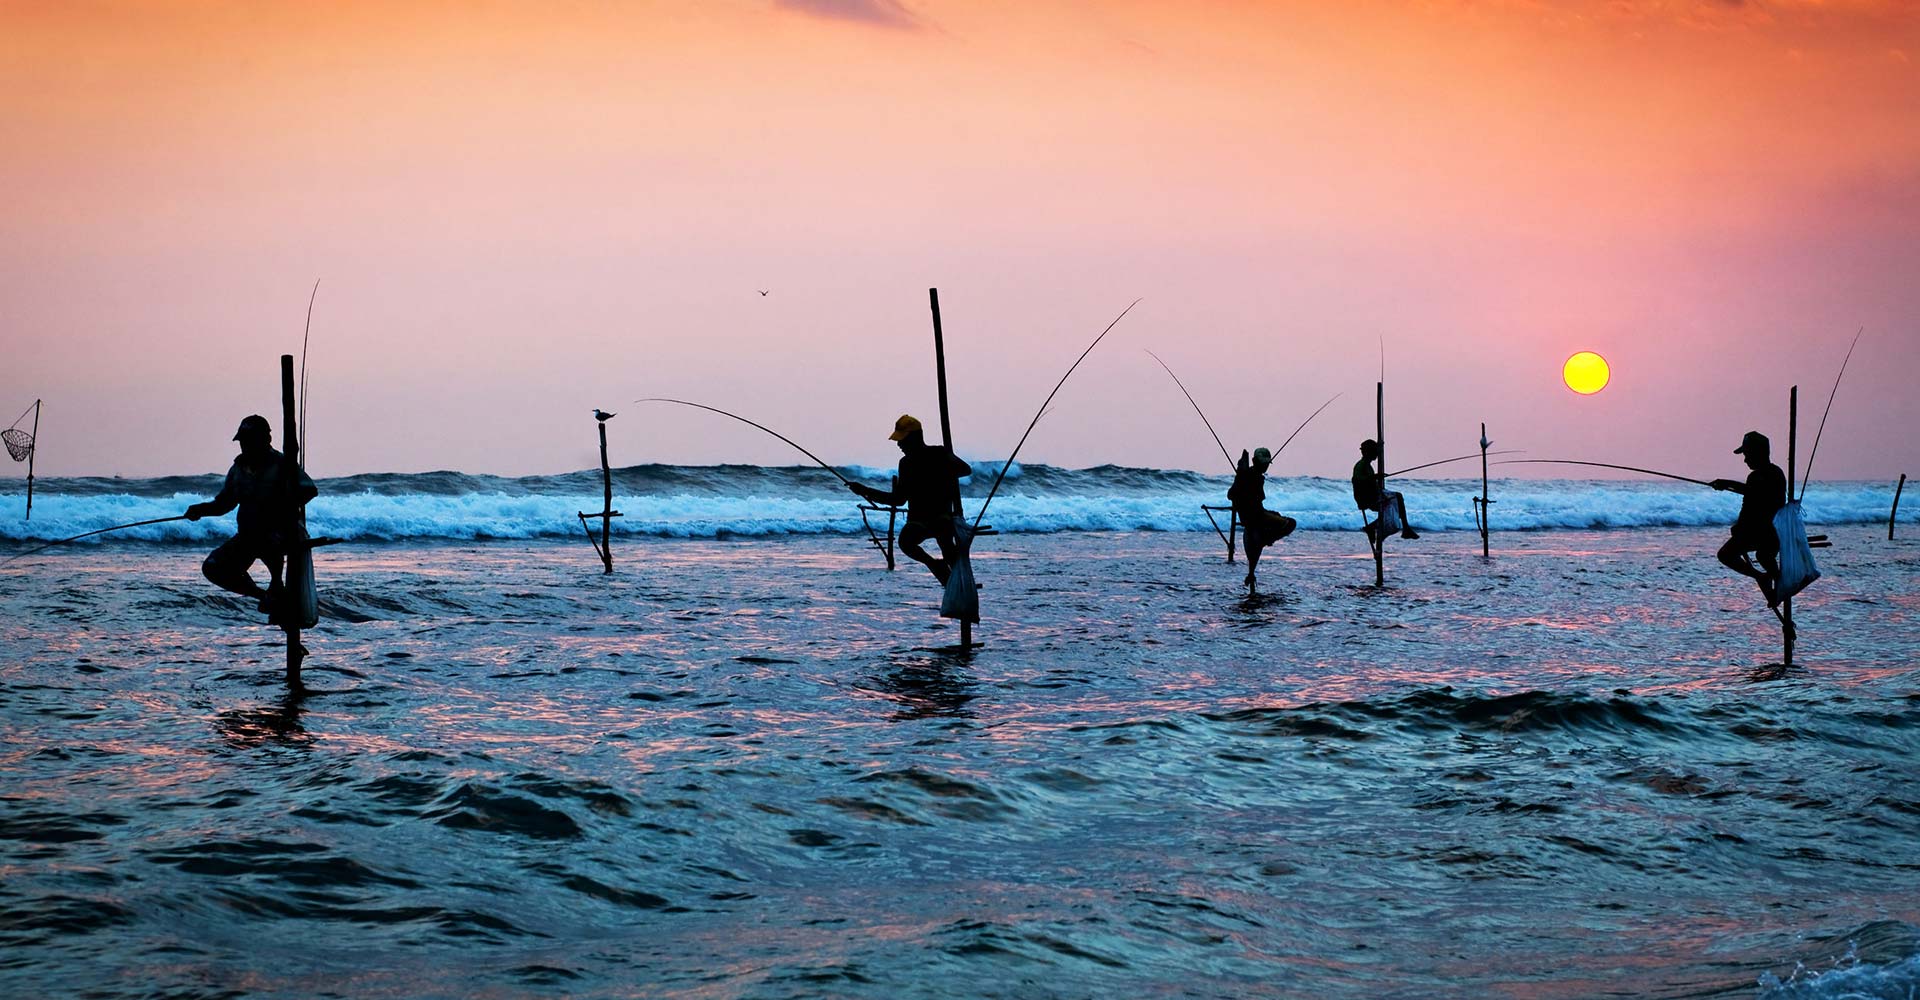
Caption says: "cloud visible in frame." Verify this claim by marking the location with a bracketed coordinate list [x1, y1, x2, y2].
[774, 0, 922, 31]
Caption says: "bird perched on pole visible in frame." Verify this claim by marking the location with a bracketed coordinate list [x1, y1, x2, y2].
[593, 409, 616, 422]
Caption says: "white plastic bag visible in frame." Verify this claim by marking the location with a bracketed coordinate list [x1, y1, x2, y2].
[940, 517, 979, 623]
[1773, 500, 1820, 601]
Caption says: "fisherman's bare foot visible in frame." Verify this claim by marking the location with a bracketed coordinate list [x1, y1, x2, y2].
[1759, 576, 1780, 609]
[1401, 528, 1420, 540]
[931, 561, 952, 585]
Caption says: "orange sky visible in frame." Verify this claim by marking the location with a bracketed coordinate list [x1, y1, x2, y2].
[2, 0, 1915, 478]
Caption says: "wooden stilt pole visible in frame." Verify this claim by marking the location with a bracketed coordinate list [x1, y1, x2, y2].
[1478, 422, 1490, 559]
[1893, 474, 1907, 541]
[1227, 509, 1238, 563]
[928, 288, 972, 649]
[1374, 381, 1385, 587]
[1783, 386, 1797, 668]
[279, 356, 305, 693]
[23, 400, 38, 521]
[597, 419, 614, 574]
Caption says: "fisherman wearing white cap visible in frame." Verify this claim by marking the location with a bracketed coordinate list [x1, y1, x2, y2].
[1228, 446, 1298, 592]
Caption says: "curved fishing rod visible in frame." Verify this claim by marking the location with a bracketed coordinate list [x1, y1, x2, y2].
[299, 280, 318, 463]
[1491, 459, 1712, 488]
[1799, 327, 1862, 501]
[1273, 392, 1341, 460]
[973, 299, 1141, 530]
[1387, 450, 1523, 478]
[633, 398, 853, 487]
[3, 515, 191, 564]
[1144, 350, 1233, 472]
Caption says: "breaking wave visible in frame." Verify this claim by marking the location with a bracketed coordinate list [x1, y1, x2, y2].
[0, 463, 1907, 543]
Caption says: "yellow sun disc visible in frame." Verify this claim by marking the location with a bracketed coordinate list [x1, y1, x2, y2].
[1563, 351, 1610, 395]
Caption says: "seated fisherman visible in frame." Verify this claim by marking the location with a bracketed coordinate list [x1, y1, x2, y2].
[184, 414, 318, 620]
[1228, 447, 1298, 591]
[848, 414, 973, 584]
[1711, 430, 1787, 607]
[1352, 438, 1417, 543]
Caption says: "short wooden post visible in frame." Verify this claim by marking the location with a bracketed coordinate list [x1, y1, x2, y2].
[279, 356, 305, 693]
[1373, 381, 1385, 587]
[1893, 474, 1907, 541]
[930, 287, 972, 649]
[1783, 386, 1797, 668]
[24, 399, 38, 521]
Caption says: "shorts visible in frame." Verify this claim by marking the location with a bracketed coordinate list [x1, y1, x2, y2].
[1729, 523, 1778, 556]
[1241, 509, 1297, 550]
[204, 534, 285, 580]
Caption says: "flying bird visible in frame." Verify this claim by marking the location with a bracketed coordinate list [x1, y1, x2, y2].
[593, 409, 616, 422]
[757, 289, 769, 296]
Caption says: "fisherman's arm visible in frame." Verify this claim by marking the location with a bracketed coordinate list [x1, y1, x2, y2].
[848, 465, 906, 505]
[185, 469, 240, 520]
[1710, 479, 1746, 494]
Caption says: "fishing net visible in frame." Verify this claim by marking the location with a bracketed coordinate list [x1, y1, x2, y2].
[2, 428, 31, 462]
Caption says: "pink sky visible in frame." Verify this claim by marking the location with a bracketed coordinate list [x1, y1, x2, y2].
[2, 0, 1915, 481]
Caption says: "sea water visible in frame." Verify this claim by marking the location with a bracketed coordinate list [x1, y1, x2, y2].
[2, 471, 1918, 998]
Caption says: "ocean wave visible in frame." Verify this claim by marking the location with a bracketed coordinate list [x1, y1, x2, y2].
[0, 466, 1908, 543]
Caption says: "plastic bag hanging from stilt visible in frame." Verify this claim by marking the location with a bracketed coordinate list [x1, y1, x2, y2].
[1375, 491, 1404, 535]
[940, 516, 979, 624]
[1773, 500, 1820, 601]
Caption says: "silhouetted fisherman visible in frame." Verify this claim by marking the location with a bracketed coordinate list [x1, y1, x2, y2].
[848, 414, 972, 584]
[1352, 439, 1418, 543]
[185, 415, 317, 621]
[1712, 430, 1787, 607]
[1228, 447, 1298, 590]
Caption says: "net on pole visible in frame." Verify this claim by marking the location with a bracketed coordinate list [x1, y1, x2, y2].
[3, 428, 31, 462]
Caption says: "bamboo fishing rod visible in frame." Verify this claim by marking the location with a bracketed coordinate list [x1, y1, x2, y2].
[1145, 351, 1340, 473]
[1798, 328, 1861, 501]
[973, 299, 1140, 530]
[633, 398, 854, 487]
[1275, 393, 1341, 459]
[1491, 459, 1712, 488]
[4, 515, 191, 563]
[299, 280, 318, 465]
[1388, 450, 1523, 478]
[1145, 350, 1232, 471]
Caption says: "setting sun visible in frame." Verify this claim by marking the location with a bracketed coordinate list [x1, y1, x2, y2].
[1563, 351, 1610, 395]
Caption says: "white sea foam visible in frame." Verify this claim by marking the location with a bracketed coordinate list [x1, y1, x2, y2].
[0, 471, 1907, 543]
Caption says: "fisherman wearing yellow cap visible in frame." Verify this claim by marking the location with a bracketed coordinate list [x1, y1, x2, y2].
[848, 414, 975, 584]
[1227, 446, 1298, 592]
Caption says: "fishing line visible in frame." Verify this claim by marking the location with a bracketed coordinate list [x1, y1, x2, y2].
[973, 299, 1140, 530]
[1144, 350, 1233, 472]
[1387, 450, 1523, 478]
[1491, 459, 1712, 488]
[3, 515, 190, 563]
[1798, 327, 1861, 501]
[633, 398, 853, 487]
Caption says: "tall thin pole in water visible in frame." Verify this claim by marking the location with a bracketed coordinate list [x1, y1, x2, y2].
[24, 399, 38, 521]
[280, 355, 305, 693]
[1893, 474, 1907, 541]
[1374, 381, 1385, 587]
[929, 288, 971, 649]
[1478, 422, 1490, 559]
[1784, 386, 1797, 668]
[597, 419, 614, 574]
